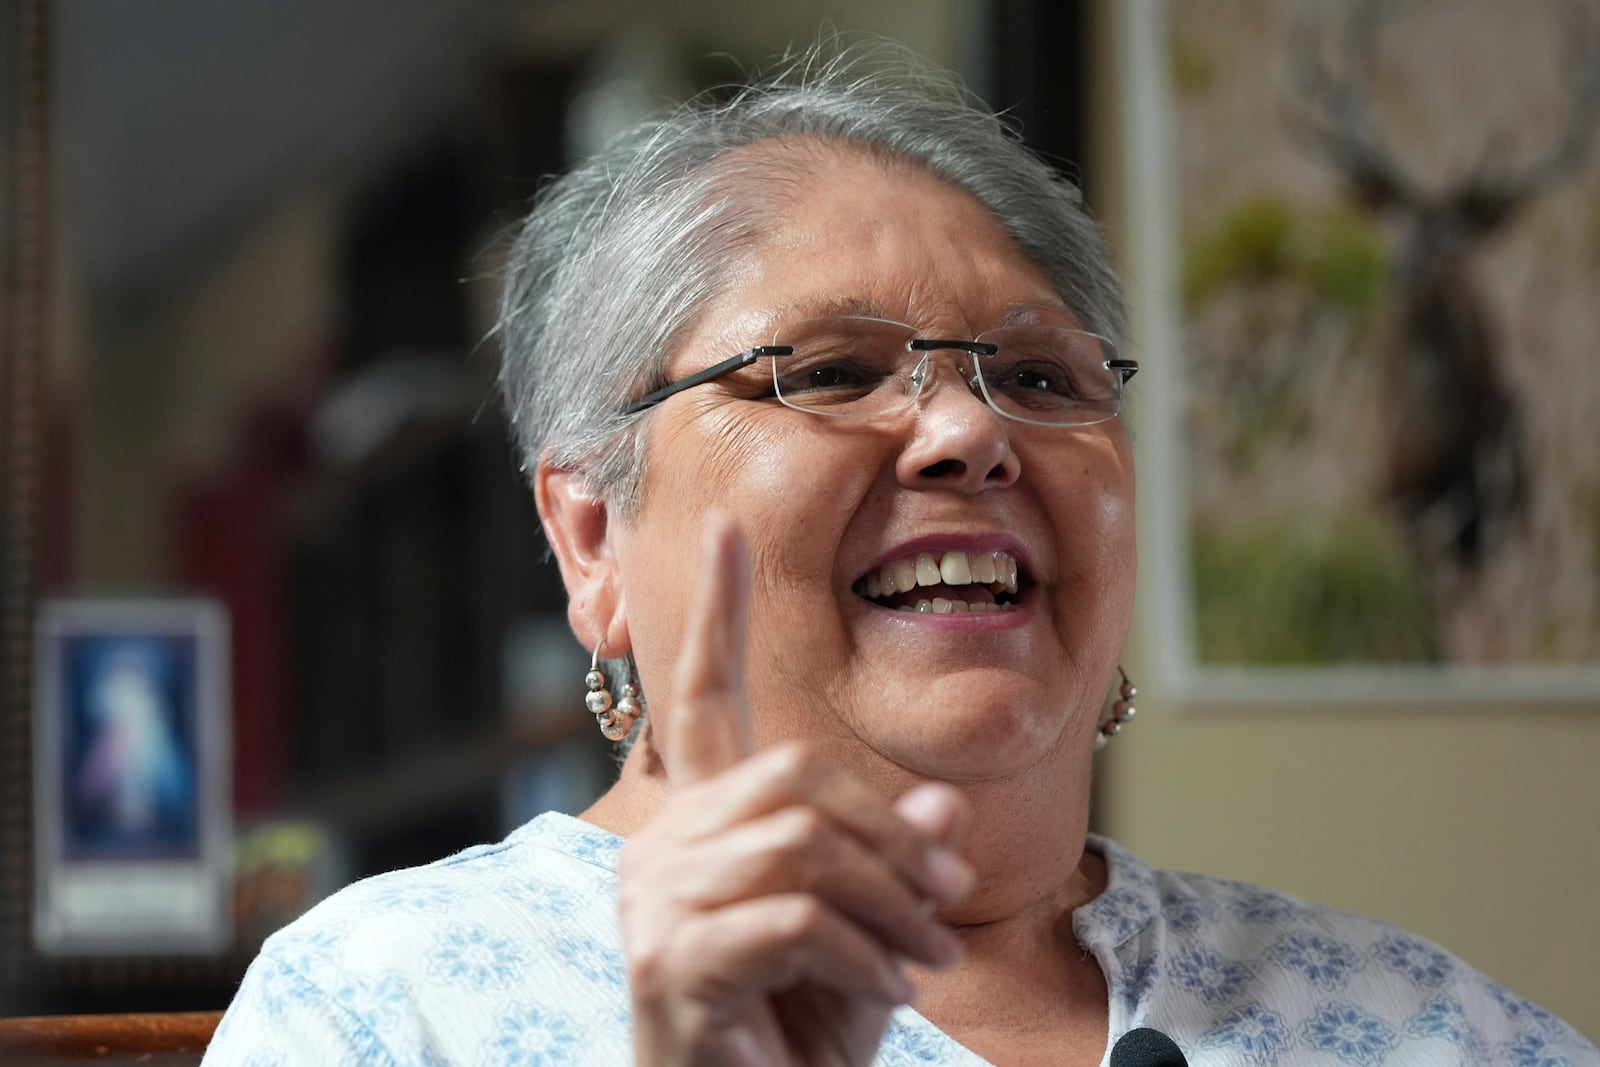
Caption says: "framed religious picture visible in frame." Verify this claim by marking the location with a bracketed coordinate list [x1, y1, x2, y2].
[1117, 0, 1600, 704]
[32, 598, 232, 954]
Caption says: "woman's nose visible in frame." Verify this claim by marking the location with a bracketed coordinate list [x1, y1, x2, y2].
[903, 351, 984, 409]
[895, 357, 1022, 492]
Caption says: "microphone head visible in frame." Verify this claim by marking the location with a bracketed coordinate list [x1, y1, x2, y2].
[1108, 1027, 1189, 1067]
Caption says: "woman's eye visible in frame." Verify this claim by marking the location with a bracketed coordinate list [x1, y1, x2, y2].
[1015, 369, 1062, 393]
[781, 359, 877, 393]
[997, 361, 1079, 397]
[807, 365, 850, 389]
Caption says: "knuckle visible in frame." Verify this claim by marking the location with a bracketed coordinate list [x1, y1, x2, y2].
[775, 804, 829, 849]
[764, 740, 824, 786]
[775, 895, 827, 942]
[772, 806, 833, 888]
[625, 938, 672, 1000]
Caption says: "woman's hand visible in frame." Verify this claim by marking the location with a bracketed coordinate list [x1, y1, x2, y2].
[619, 514, 973, 1067]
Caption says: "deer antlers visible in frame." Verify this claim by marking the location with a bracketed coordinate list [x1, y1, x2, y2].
[1286, 0, 1600, 217]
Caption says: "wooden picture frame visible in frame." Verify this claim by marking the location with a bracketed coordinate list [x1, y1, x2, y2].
[2, 0, 54, 1004]
[1, 2, 241, 1010]
[32, 598, 232, 957]
[1117, 0, 1600, 706]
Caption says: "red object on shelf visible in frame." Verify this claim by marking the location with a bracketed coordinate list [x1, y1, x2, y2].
[176, 404, 309, 814]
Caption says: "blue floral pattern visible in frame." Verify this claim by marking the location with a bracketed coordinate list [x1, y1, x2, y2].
[253, 956, 319, 1024]
[1406, 994, 1487, 1058]
[1503, 1029, 1576, 1067]
[1302, 1002, 1399, 1066]
[1270, 930, 1363, 991]
[1084, 885, 1155, 942]
[1200, 1001, 1290, 1065]
[551, 930, 627, 989]
[1160, 888, 1216, 934]
[368, 878, 462, 915]
[1170, 945, 1255, 1006]
[272, 925, 346, 975]
[329, 972, 416, 1063]
[255, 927, 349, 1023]
[1119, 951, 1162, 1010]
[881, 1014, 968, 1063]
[203, 817, 1594, 1066]
[482, 1006, 582, 1066]
[500, 878, 583, 917]
[544, 823, 621, 870]
[426, 923, 526, 990]
[1373, 932, 1453, 989]
[1487, 980, 1566, 1035]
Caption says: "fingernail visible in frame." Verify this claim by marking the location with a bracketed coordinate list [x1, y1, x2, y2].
[926, 847, 974, 901]
[927, 923, 964, 966]
[897, 782, 961, 842]
[882, 963, 917, 1004]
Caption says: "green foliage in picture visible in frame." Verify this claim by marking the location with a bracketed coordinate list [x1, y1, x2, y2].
[1303, 204, 1386, 315]
[1184, 196, 1386, 317]
[1192, 511, 1438, 663]
[1170, 33, 1217, 98]
[1184, 196, 1296, 305]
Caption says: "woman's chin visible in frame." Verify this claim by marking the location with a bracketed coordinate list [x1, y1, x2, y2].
[859, 689, 1085, 783]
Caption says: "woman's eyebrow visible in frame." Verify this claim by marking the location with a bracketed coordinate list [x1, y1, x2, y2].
[767, 296, 890, 322]
[761, 298, 1076, 331]
[1000, 301, 1074, 326]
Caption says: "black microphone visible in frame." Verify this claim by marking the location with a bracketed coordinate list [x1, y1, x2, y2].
[1108, 1027, 1189, 1067]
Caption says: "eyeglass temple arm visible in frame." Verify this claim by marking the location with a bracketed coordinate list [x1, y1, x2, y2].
[1109, 358, 1138, 383]
[623, 345, 795, 415]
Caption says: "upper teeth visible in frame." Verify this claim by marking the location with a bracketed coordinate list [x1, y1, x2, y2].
[859, 550, 1020, 598]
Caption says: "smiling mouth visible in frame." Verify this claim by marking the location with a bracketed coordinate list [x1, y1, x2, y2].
[853, 549, 1025, 614]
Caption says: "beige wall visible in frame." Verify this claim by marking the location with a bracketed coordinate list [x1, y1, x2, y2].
[1092, 0, 1600, 1043]
[1098, 706, 1600, 1039]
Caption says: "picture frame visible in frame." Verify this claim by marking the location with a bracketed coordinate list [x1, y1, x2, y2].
[1116, 1, 1600, 705]
[32, 598, 232, 955]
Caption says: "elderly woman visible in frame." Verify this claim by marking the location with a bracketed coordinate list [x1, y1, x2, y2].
[204, 47, 1593, 1067]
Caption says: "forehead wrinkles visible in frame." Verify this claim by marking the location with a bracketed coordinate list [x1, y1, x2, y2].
[759, 146, 1063, 330]
[673, 138, 1068, 355]
[899, 272, 987, 334]
[758, 253, 1063, 338]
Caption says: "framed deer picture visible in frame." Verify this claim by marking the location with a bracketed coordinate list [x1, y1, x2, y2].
[1119, 0, 1600, 703]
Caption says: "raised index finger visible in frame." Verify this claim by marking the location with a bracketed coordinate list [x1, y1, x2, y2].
[664, 511, 753, 783]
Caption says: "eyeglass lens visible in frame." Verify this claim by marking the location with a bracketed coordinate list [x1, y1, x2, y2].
[768, 316, 1124, 426]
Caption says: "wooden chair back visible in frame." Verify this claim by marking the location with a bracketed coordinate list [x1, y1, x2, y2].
[0, 1010, 223, 1065]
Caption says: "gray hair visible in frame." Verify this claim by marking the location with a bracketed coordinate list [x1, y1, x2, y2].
[496, 41, 1125, 513]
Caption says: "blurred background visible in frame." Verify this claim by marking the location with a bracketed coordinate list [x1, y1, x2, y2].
[1, 0, 1595, 1042]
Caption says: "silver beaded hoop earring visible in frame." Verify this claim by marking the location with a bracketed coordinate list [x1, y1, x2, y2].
[1093, 666, 1137, 750]
[585, 646, 644, 741]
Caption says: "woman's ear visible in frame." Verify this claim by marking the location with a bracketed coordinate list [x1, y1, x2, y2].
[535, 462, 629, 656]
